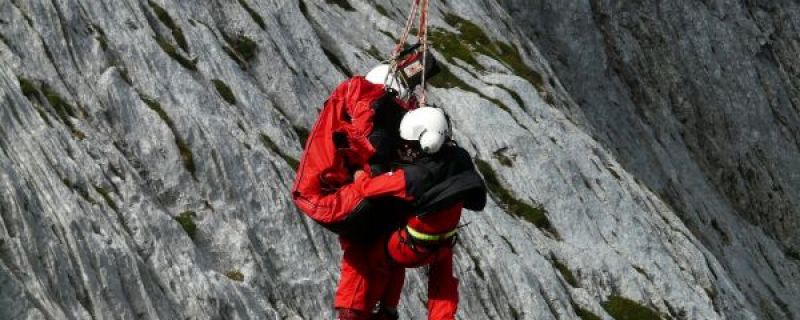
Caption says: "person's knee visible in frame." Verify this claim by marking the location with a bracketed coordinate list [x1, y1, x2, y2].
[387, 229, 437, 267]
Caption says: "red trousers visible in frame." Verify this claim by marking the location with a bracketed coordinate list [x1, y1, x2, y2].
[335, 204, 462, 320]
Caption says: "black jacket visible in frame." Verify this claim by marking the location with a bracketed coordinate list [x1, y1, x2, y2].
[402, 144, 487, 215]
[324, 144, 487, 241]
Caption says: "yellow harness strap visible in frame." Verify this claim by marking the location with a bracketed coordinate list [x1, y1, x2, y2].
[406, 226, 457, 241]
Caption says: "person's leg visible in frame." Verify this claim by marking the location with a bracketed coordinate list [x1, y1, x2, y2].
[335, 238, 373, 318]
[427, 247, 458, 320]
[379, 264, 405, 310]
[370, 261, 404, 320]
[386, 228, 437, 268]
[358, 235, 401, 318]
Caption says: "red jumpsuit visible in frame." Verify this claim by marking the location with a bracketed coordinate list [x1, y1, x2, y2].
[291, 77, 416, 318]
[358, 204, 462, 320]
[292, 77, 410, 223]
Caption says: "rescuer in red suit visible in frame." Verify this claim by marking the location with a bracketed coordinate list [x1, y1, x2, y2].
[358, 108, 487, 320]
[292, 48, 486, 319]
[292, 49, 444, 320]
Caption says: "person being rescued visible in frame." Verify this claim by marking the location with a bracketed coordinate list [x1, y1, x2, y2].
[355, 107, 487, 320]
[291, 47, 486, 320]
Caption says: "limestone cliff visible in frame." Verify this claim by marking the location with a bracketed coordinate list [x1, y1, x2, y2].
[1, 0, 797, 319]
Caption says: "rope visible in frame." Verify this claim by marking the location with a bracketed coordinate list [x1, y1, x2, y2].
[391, 0, 420, 59]
[385, 0, 431, 106]
[418, 0, 429, 106]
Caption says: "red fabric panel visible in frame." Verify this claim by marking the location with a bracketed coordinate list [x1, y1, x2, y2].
[292, 77, 410, 223]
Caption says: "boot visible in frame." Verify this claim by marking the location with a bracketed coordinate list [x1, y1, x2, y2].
[371, 307, 399, 320]
[337, 308, 369, 320]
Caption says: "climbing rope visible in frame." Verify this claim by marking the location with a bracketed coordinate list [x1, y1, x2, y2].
[391, 0, 421, 58]
[417, 0, 430, 106]
[386, 0, 431, 107]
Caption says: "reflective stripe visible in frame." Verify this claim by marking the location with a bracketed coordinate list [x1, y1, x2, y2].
[406, 226, 457, 241]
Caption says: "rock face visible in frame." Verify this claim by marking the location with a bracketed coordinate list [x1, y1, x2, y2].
[0, 0, 797, 319]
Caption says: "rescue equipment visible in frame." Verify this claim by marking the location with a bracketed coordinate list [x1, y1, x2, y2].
[406, 225, 457, 241]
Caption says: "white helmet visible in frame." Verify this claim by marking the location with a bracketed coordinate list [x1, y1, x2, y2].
[365, 64, 408, 99]
[399, 107, 450, 154]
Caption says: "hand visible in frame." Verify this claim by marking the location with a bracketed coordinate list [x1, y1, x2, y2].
[354, 170, 366, 180]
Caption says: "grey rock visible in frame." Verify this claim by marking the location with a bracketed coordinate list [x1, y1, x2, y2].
[0, 0, 797, 319]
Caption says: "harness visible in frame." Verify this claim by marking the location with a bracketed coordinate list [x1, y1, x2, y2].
[406, 225, 457, 242]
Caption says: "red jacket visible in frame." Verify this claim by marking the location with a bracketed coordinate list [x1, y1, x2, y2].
[292, 77, 411, 225]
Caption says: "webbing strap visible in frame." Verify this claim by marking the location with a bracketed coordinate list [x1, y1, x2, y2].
[406, 225, 457, 241]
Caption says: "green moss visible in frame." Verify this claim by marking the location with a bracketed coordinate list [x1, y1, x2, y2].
[428, 28, 482, 71]
[260, 133, 299, 170]
[71, 129, 87, 140]
[154, 36, 197, 71]
[430, 14, 545, 90]
[18, 77, 38, 100]
[174, 211, 197, 240]
[475, 159, 553, 233]
[608, 167, 622, 180]
[602, 296, 662, 320]
[212, 79, 236, 105]
[542, 91, 557, 105]
[428, 66, 512, 114]
[222, 33, 257, 69]
[326, 0, 355, 11]
[379, 30, 395, 41]
[374, 4, 389, 16]
[94, 186, 117, 211]
[427, 64, 471, 89]
[222, 47, 246, 69]
[148, 1, 188, 52]
[40, 84, 86, 139]
[704, 287, 718, 305]
[493, 147, 514, 167]
[139, 94, 196, 179]
[237, 0, 266, 29]
[225, 33, 257, 61]
[62, 179, 97, 205]
[42, 84, 77, 119]
[493, 41, 544, 90]
[509, 304, 521, 319]
[552, 257, 578, 287]
[140, 95, 171, 126]
[18, 78, 54, 126]
[365, 45, 383, 61]
[225, 270, 245, 282]
[573, 304, 603, 320]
